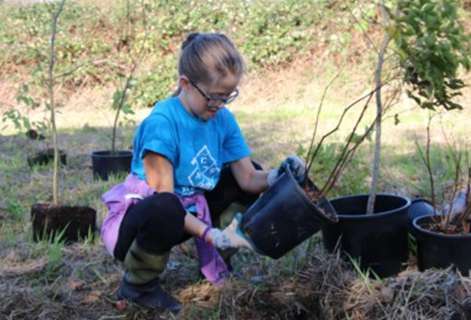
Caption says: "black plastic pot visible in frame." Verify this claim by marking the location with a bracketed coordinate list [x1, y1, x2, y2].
[91, 150, 132, 180]
[27, 149, 67, 167]
[408, 198, 435, 221]
[412, 215, 471, 276]
[31, 203, 96, 243]
[321, 194, 410, 278]
[240, 168, 338, 259]
[408, 198, 436, 231]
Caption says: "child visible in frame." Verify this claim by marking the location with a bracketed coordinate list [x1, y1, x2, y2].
[100, 32, 305, 313]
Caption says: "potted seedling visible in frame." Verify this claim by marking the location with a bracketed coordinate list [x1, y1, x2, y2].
[411, 116, 471, 275]
[2, 85, 67, 167]
[90, 73, 135, 180]
[90, 0, 146, 180]
[30, 0, 96, 243]
[321, 0, 470, 277]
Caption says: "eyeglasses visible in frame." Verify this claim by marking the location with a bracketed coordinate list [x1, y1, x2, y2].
[189, 79, 239, 105]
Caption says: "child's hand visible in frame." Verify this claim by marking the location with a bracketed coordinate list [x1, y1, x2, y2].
[205, 228, 232, 250]
[267, 155, 306, 186]
[204, 214, 253, 250]
[221, 213, 253, 250]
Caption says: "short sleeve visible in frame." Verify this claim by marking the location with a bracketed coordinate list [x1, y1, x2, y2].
[137, 114, 178, 165]
[221, 109, 251, 163]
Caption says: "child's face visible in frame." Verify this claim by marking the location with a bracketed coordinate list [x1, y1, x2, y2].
[184, 73, 240, 121]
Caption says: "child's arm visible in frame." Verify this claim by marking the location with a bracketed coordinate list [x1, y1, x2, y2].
[230, 157, 269, 194]
[143, 152, 174, 193]
[143, 152, 212, 239]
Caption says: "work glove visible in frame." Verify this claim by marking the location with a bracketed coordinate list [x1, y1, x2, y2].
[221, 213, 253, 250]
[205, 228, 232, 250]
[267, 155, 306, 187]
[204, 214, 253, 250]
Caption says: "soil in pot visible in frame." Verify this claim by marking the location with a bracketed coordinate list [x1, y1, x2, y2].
[31, 203, 96, 243]
[240, 169, 337, 259]
[91, 150, 132, 180]
[413, 215, 471, 275]
[321, 194, 410, 278]
[27, 149, 67, 167]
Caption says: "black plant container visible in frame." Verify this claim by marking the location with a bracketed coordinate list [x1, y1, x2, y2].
[240, 167, 338, 259]
[321, 194, 410, 278]
[31, 203, 96, 243]
[412, 215, 471, 276]
[408, 198, 436, 232]
[91, 150, 132, 180]
[408, 198, 435, 221]
[27, 149, 67, 167]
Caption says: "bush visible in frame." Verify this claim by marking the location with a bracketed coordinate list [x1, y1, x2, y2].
[0, 0, 328, 107]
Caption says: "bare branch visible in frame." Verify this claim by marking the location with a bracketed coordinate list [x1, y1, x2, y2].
[415, 113, 437, 213]
[321, 97, 395, 196]
[111, 62, 137, 152]
[320, 90, 374, 195]
[306, 83, 386, 176]
[305, 70, 343, 171]
[444, 146, 463, 230]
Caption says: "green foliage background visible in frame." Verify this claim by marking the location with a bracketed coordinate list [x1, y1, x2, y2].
[0, 0, 328, 108]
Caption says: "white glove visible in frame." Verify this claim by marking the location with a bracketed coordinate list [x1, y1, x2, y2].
[267, 155, 306, 186]
[205, 228, 232, 250]
[204, 214, 253, 250]
[221, 213, 253, 250]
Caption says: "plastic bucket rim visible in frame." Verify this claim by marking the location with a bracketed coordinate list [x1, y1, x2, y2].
[412, 214, 471, 239]
[411, 198, 433, 205]
[329, 193, 411, 220]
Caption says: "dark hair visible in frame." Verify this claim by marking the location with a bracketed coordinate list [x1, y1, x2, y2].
[173, 32, 245, 95]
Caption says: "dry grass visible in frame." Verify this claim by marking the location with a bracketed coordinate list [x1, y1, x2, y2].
[201, 249, 471, 320]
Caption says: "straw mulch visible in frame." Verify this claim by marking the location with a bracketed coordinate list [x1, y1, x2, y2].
[2, 242, 471, 320]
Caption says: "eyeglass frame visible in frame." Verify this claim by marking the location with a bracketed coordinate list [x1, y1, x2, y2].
[188, 79, 239, 106]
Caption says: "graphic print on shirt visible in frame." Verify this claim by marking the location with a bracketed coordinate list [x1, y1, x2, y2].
[188, 145, 220, 190]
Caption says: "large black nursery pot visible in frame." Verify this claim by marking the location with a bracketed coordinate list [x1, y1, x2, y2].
[27, 148, 67, 167]
[412, 215, 471, 276]
[240, 167, 338, 259]
[91, 150, 132, 180]
[321, 194, 410, 278]
[31, 203, 96, 243]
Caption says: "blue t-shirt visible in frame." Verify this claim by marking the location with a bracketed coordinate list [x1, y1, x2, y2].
[131, 96, 251, 196]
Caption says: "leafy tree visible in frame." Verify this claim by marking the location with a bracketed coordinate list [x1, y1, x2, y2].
[367, 0, 470, 213]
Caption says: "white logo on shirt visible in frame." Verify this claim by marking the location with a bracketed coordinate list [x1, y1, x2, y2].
[188, 145, 220, 190]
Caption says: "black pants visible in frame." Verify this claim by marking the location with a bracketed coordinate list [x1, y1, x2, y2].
[114, 163, 262, 261]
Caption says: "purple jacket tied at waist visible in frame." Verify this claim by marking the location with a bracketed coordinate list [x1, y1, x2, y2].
[101, 174, 228, 285]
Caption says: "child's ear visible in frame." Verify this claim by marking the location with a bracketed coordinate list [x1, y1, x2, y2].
[178, 75, 190, 90]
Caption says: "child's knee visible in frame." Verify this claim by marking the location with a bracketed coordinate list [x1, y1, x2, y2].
[138, 193, 186, 253]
